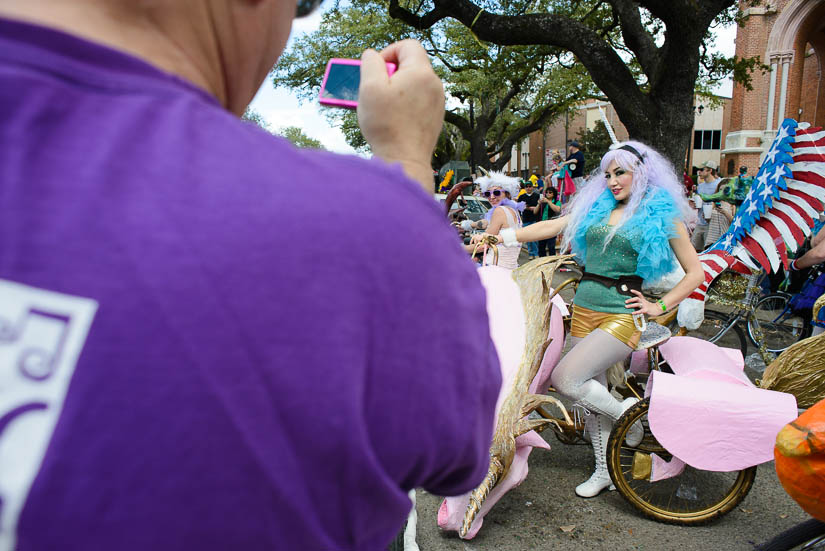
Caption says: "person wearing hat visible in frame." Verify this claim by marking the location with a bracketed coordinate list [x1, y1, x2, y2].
[564, 140, 585, 180]
[698, 164, 753, 207]
[691, 159, 721, 250]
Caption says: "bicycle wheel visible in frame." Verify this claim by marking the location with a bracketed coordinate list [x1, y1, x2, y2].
[607, 399, 756, 525]
[688, 309, 748, 356]
[747, 293, 810, 353]
[756, 519, 825, 551]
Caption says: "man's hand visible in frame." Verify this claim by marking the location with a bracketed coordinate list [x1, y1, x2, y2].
[358, 40, 444, 193]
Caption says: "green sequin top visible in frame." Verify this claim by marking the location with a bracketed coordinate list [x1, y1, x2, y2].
[573, 224, 640, 314]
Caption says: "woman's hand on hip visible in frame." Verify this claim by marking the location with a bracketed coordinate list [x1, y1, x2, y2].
[625, 290, 660, 316]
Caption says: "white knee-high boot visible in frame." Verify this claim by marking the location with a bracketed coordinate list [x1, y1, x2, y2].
[577, 380, 643, 447]
[576, 413, 614, 498]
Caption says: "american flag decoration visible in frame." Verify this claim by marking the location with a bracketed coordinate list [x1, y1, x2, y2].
[677, 118, 825, 330]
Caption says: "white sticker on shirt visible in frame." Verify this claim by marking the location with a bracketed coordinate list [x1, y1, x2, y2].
[0, 279, 97, 551]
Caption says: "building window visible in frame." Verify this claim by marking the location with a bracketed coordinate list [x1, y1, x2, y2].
[694, 130, 722, 150]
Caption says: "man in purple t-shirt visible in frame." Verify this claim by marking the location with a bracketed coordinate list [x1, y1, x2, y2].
[0, 1, 501, 550]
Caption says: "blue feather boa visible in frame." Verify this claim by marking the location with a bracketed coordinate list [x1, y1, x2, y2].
[572, 188, 680, 282]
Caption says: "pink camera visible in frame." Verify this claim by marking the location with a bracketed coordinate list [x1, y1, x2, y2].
[319, 58, 397, 109]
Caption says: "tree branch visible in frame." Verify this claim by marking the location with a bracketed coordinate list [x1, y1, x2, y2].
[444, 109, 471, 134]
[388, 0, 449, 29]
[426, 47, 474, 72]
[490, 103, 560, 162]
[634, 0, 682, 26]
[388, 0, 653, 119]
[607, 0, 660, 78]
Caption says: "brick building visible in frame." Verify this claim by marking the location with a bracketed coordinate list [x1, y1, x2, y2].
[497, 97, 730, 178]
[498, 101, 629, 178]
[723, 0, 825, 174]
[692, 95, 734, 175]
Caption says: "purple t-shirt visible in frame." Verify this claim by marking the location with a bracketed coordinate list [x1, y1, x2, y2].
[0, 18, 501, 550]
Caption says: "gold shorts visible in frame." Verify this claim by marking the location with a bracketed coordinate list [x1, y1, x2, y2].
[570, 305, 641, 348]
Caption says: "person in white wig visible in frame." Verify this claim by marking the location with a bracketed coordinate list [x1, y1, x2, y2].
[464, 171, 524, 270]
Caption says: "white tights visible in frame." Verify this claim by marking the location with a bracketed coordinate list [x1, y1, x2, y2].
[550, 329, 633, 420]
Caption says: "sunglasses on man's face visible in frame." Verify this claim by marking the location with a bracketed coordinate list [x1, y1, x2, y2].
[296, 0, 324, 17]
[483, 190, 503, 198]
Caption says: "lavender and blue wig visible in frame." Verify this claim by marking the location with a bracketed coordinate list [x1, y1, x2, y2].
[560, 141, 696, 280]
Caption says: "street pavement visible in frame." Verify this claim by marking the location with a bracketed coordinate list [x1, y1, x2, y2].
[407, 254, 809, 550]
[412, 457, 807, 550]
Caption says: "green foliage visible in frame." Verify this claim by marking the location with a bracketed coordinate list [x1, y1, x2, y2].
[338, 111, 367, 152]
[270, 0, 592, 167]
[242, 108, 272, 132]
[694, 4, 770, 94]
[271, 3, 411, 153]
[433, 123, 470, 167]
[407, 1, 756, 96]
[272, 4, 412, 101]
[278, 126, 325, 150]
[576, 121, 613, 172]
[702, 54, 770, 93]
[386, 0, 760, 166]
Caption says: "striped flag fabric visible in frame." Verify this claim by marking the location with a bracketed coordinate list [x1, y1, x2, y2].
[677, 118, 825, 329]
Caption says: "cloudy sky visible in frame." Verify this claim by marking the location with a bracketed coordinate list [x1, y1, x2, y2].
[249, 9, 738, 156]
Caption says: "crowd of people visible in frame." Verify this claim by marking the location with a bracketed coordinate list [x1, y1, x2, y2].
[2, 1, 823, 549]
[455, 150, 766, 262]
[457, 141, 585, 261]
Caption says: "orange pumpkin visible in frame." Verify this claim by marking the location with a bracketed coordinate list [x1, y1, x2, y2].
[775, 398, 825, 521]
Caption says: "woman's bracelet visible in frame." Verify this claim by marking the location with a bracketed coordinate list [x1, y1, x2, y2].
[656, 298, 667, 313]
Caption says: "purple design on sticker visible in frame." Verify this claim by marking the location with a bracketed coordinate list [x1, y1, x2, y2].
[0, 308, 71, 381]
[18, 348, 55, 381]
[0, 402, 48, 436]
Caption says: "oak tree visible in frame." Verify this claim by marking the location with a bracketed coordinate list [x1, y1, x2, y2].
[387, 0, 765, 167]
[271, 1, 595, 170]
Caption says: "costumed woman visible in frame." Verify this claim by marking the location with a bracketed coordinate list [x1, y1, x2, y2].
[477, 141, 703, 497]
[463, 172, 523, 270]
